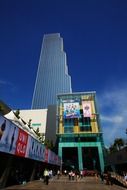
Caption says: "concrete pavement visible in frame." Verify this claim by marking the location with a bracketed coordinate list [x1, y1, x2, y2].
[2, 176, 126, 190]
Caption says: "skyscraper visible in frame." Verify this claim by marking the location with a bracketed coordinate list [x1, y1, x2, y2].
[32, 33, 72, 109]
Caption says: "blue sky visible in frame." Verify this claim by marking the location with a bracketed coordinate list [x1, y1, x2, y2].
[0, 0, 127, 146]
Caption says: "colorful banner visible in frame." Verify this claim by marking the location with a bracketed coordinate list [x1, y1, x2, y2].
[82, 101, 92, 117]
[0, 116, 19, 154]
[63, 102, 80, 118]
[15, 129, 28, 157]
[0, 115, 61, 166]
[25, 135, 45, 161]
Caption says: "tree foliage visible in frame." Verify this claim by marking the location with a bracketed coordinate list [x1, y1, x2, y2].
[14, 109, 20, 119]
[28, 119, 32, 129]
[44, 139, 54, 150]
[108, 137, 125, 153]
[114, 138, 124, 150]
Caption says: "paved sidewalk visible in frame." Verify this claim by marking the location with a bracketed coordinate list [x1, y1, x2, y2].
[2, 176, 126, 190]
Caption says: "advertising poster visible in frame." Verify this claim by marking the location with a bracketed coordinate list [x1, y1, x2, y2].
[15, 129, 28, 157]
[82, 101, 92, 117]
[0, 115, 61, 166]
[0, 116, 19, 154]
[25, 135, 45, 161]
[63, 102, 80, 119]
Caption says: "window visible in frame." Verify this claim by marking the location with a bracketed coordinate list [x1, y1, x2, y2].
[79, 112, 92, 131]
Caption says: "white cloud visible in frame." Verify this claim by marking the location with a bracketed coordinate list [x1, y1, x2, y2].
[100, 115, 124, 124]
[98, 85, 127, 146]
[0, 80, 13, 86]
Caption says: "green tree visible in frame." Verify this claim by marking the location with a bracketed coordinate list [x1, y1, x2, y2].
[35, 127, 40, 136]
[0, 105, 4, 114]
[114, 138, 124, 150]
[14, 109, 20, 119]
[44, 139, 54, 150]
[109, 144, 117, 153]
[28, 119, 32, 129]
[109, 138, 125, 153]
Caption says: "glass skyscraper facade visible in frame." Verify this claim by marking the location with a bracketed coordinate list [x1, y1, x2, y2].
[32, 33, 72, 109]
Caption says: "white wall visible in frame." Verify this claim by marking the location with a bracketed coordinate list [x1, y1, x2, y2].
[19, 109, 47, 134]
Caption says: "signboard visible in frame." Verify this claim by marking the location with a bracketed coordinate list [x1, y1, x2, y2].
[63, 102, 80, 118]
[15, 129, 28, 157]
[0, 117, 19, 154]
[82, 101, 92, 117]
[0, 115, 61, 165]
[25, 136, 44, 161]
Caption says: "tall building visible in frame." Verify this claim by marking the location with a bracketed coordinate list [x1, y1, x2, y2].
[32, 33, 72, 109]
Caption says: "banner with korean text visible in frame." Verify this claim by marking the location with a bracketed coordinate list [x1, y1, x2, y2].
[0, 115, 61, 166]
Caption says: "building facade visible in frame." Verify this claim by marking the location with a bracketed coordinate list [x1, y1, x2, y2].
[57, 92, 105, 172]
[20, 108, 57, 145]
[32, 33, 72, 109]
[19, 109, 47, 134]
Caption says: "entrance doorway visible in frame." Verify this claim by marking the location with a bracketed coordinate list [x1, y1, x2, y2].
[82, 147, 100, 171]
[62, 147, 78, 169]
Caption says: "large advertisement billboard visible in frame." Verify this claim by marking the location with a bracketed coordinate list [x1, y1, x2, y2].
[0, 117, 19, 154]
[25, 135, 45, 161]
[82, 101, 92, 117]
[15, 129, 28, 157]
[63, 102, 80, 119]
[0, 115, 61, 166]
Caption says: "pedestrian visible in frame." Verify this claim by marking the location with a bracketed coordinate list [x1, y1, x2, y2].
[80, 170, 83, 179]
[57, 170, 60, 179]
[100, 172, 104, 183]
[49, 170, 53, 179]
[68, 171, 72, 180]
[64, 169, 67, 176]
[107, 171, 113, 185]
[72, 171, 75, 180]
[75, 170, 80, 181]
[124, 173, 127, 184]
[43, 169, 49, 185]
[95, 171, 99, 182]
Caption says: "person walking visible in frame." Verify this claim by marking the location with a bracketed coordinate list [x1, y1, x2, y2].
[57, 170, 60, 179]
[100, 172, 104, 183]
[43, 169, 49, 185]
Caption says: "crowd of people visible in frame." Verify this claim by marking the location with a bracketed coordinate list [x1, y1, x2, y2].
[40, 168, 127, 186]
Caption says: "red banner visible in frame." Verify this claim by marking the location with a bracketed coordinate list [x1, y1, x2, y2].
[15, 129, 28, 157]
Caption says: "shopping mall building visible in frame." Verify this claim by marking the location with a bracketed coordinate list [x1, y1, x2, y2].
[56, 91, 105, 172]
